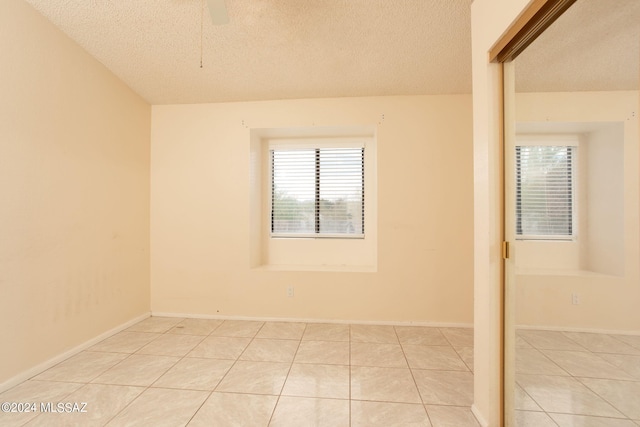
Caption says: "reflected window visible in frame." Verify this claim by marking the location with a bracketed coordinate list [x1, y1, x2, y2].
[516, 145, 575, 240]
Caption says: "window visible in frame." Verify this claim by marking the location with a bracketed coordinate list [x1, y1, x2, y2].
[250, 128, 376, 271]
[516, 145, 575, 239]
[271, 147, 364, 238]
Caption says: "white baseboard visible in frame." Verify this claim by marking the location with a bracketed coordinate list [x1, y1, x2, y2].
[151, 311, 474, 329]
[516, 324, 640, 336]
[471, 404, 490, 427]
[0, 312, 150, 394]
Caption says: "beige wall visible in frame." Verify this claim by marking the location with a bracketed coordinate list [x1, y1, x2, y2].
[513, 91, 640, 332]
[584, 124, 625, 275]
[471, 0, 530, 425]
[151, 95, 474, 323]
[0, 0, 151, 386]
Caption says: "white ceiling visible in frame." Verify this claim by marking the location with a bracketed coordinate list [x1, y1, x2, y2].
[21, 0, 640, 104]
[22, 0, 473, 104]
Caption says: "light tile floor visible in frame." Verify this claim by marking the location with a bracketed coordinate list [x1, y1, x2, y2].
[0, 317, 478, 427]
[515, 329, 640, 427]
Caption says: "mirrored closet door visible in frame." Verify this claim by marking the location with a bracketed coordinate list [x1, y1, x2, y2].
[503, 1, 640, 425]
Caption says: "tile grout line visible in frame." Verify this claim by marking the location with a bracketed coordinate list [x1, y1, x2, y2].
[175, 320, 265, 425]
[98, 316, 190, 426]
[181, 319, 274, 425]
[574, 376, 634, 421]
[393, 324, 434, 426]
[520, 331, 638, 423]
[22, 320, 175, 426]
[204, 319, 264, 397]
[348, 324, 352, 427]
[265, 322, 307, 427]
[168, 318, 229, 426]
[515, 337, 570, 424]
[84, 339, 180, 426]
[98, 317, 230, 425]
[170, 319, 238, 426]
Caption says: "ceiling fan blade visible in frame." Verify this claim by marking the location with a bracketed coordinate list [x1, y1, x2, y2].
[207, 0, 229, 25]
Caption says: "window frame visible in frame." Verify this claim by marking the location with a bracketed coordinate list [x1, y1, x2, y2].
[515, 135, 578, 241]
[268, 138, 366, 240]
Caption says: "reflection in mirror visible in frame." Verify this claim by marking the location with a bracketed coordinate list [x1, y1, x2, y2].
[505, 1, 640, 426]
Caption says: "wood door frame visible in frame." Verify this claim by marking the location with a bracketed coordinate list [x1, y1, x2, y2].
[490, 0, 577, 63]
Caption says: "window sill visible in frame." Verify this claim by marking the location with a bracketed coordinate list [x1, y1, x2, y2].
[252, 264, 377, 273]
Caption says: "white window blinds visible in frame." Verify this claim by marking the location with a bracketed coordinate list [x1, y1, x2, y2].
[271, 147, 364, 237]
[516, 145, 574, 239]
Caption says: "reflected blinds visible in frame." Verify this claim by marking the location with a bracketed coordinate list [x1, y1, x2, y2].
[516, 145, 574, 238]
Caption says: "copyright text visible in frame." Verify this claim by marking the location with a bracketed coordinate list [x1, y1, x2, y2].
[1, 402, 87, 413]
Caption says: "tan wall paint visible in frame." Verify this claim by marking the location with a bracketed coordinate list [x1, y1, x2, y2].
[514, 91, 640, 332]
[150, 95, 474, 323]
[584, 124, 625, 275]
[0, 0, 151, 385]
[471, 0, 530, 425]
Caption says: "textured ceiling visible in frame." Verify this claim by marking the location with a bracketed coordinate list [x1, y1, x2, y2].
[516, 0, 640, 92]
[22, 0, 473, 104]
[20, 0, 640, 104]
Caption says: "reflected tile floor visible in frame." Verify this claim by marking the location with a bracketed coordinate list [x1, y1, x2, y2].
[515, 329, 640, 427]
[0, 317, 478, 427]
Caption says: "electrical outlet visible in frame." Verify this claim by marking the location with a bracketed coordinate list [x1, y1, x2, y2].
[571, 292, 580, 305]
[287, 286, 294, 298]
